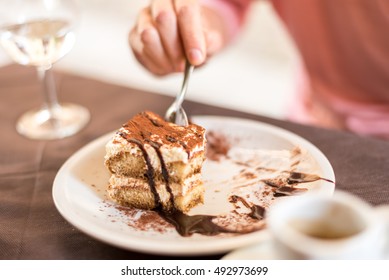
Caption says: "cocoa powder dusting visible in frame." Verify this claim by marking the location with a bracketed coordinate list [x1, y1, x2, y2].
[115, 206, 173, 233]
[206, 131, 231, 161]
[119, 111, 205, 156]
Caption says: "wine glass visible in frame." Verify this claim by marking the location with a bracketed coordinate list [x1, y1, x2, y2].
[0, 0, 90, 140]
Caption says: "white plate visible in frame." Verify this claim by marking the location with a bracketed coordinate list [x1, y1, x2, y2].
[52, 116, 335, 256]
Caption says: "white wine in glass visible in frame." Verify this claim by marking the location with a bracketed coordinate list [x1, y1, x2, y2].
[0, 0, 90, 140]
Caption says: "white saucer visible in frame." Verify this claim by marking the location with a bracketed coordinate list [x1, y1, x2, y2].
[222, 231, 281, 260]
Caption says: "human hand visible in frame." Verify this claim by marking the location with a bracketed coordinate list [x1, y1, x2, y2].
[129, 0, 226, 75]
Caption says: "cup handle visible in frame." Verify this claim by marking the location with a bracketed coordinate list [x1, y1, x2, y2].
[375, 205, 389, 259]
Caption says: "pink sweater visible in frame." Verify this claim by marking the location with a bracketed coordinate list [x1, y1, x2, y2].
[203, 0, 389, 139]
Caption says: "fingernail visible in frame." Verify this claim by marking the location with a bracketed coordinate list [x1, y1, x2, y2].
[188, 49, 203, 64]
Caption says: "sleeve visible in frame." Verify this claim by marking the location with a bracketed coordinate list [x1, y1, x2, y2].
[200, 0, 252, 39]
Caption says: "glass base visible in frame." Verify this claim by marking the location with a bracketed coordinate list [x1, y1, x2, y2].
[16, 103, 90, 140]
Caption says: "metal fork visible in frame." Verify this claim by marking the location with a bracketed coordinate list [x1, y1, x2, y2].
[165, 60, 194, 126]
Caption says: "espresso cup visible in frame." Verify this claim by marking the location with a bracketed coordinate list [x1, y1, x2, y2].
[267, 191, 389, 259]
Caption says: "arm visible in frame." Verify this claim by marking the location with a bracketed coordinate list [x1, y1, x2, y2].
[129, 0, 252, 76]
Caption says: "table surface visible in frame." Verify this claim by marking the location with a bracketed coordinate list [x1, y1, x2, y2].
[1, 64, 388, 260]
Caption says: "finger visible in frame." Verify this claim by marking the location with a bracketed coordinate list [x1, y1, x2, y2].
[129, 8, 172, 75]
[174, 0, 206, 66]
[134, 51, 170, 76]
[129, 23, 143, 56]
[129, 27, 168, 75]
[140, 27, 174, 72]
[151, 0, 185, 71]
[136, 7, 173, 73]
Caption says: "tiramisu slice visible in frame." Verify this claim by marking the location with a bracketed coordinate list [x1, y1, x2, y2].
[104, 111, 206, 213]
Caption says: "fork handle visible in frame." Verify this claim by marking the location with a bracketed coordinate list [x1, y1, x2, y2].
[175, 60, 194, 110]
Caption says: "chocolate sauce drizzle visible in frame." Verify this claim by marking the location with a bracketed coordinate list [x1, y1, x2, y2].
[120, 134, 161, 209]
[229, 195, 266, 220]
[147, 139, 230, 237]
[159, 211, 233, 237]
[287, 171, 334, 185]
[148, 141, 233, 236]
[273, 186, 308, 197]
[263, 171, 334, 197]
[147, 141, 175, 209]
[118, 112, 235, 236]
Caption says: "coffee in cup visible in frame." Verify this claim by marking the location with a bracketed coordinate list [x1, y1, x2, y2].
[267, 191, 389, 259]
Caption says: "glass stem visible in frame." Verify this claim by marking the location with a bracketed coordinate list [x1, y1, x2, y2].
[37, 66, 60, 125]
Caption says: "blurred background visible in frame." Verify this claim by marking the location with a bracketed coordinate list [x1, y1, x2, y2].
[0, 0, 299, 120]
